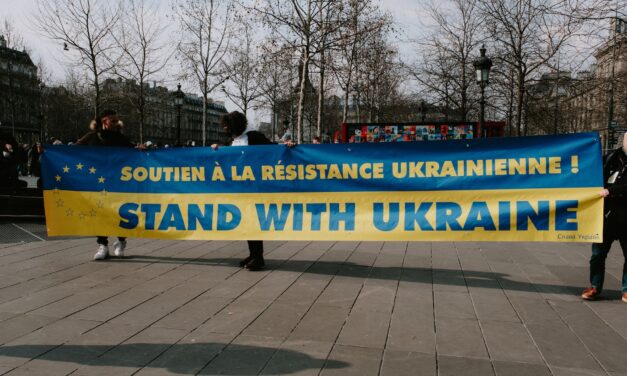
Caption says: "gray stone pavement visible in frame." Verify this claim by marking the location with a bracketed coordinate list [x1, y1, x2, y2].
[0, 237, 626, 375]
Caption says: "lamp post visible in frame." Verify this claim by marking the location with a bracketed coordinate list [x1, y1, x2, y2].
[174, 83, 184, 145]
[473, 45, 493, 138]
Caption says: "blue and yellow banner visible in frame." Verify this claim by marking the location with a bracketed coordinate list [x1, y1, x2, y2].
[42, 133, 604, 242]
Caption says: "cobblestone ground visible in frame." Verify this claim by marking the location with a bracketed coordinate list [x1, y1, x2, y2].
[0, 238, 626, 375]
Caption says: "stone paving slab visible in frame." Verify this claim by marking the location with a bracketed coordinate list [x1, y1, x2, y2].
[0, 238, 626, 375]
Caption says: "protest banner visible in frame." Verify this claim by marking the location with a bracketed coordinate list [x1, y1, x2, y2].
[42, 133, 603, 242]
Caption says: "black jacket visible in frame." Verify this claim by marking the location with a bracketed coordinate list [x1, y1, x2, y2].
[228, 130, 273, 146]
[246, 130, 273, 146]
[603, 148, 627, 212]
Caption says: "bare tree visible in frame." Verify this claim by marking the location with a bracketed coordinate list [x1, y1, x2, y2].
[175, 0, 233, 146]
[251, 0, 319, 143]
[355, 33, 401, 122]
[1, 17, 26, 51]
[113, 0, 171, 143]
[251, 0, 392, 141]
[33, 0, 121, 117]
[329, 0, 391, 123]
[410, 0, 483, 122]
[481, 0, 592, 135]
[250, 0, 346, 142]
[221, 19, 263, 116]
[257, 39, 295, 141]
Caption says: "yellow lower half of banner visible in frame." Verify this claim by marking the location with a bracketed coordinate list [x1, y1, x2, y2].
[44, 188, 603, 242]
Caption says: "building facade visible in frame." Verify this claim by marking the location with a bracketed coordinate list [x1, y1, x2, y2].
[0, 35, 41, 143]
[525, 19, 626, 150]
[78, 78, 230, 146]
[593, 18, 627, 149]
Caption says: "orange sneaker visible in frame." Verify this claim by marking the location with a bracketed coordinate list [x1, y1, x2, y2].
[622, 293, 627, 303]
[581, 287, 599, 300]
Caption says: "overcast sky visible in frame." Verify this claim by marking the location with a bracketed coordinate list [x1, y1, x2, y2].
[3, 0, 617, 125]
[2, 0, 425, 84]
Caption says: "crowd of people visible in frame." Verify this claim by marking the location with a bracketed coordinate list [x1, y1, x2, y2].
[1, 117, 314, 190]
[0, 135, 44, 189]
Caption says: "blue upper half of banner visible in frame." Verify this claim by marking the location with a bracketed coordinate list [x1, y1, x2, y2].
[41, 133, 603, 194]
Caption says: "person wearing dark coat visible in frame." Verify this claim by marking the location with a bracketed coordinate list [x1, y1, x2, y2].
[28, 142, 43, 177]
[0, 133, 27, 188]
[211, 111, 293, 271]
[582, 133, 627, 302]
[76, 110, 134, 260]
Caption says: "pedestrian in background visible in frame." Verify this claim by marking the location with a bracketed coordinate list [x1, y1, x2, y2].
[582, 133, 627, 302]
[28, 142, 42, 177]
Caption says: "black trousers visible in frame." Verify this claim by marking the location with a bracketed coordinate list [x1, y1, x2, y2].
[247, 240, 264, 258]
[97, 236, 126, 246]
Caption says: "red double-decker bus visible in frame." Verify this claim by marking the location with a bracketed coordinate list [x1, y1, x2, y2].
[336, 121, 506, 143]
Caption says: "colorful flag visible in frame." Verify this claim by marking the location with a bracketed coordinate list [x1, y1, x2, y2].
[42, 133, 603, 242]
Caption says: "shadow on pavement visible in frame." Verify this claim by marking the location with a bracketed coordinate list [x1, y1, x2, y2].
[105, 255, 621, 298]
[0, 342, 348, 375]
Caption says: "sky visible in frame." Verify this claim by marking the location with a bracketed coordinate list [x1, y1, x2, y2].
[1, 0, 428, 126]
[3, 0, 618, 126]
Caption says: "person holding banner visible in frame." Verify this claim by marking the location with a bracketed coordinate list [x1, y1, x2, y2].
[582, 134, 627, 302]
[212, 111, 274, 271]
[76, 110, 134, 260]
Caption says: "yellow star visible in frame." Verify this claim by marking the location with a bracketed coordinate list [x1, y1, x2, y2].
[98, 176, 106, 184]
[100, 189, 107, 196]
[63, 165, 70, 173]
[96, 201, 105, 208]
[89, 209, 97, 216]
[76, 163, 84, 170]
[55, 199, 64, 207]
[55, 175, 61, 182]
[66, 208, 74, 216]
[89, 167, 96, 174]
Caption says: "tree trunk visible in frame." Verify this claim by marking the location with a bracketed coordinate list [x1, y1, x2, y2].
[202, 93, 208, 146]
[93, 72, 100, 118]
[296, 52, 309, 143]
[460, 62, 467, 122]
[507, 68, 514, 136]
[317, 53, 325, 138]
[139, 82, 145, 144]
[516, 71, 525, 136]
[202, 76, 208, 146]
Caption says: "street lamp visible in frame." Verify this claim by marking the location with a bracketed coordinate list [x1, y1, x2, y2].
[473, 45, 493, 138]
[174, 83, 184, 145]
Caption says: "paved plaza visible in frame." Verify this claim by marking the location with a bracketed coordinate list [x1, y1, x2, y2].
[0, 234, 626, 375]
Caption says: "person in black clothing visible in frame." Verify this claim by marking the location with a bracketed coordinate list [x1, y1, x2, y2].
[76, 110, 134, 260]
[28, 142, 43, 177]
[582, 133, 627, 302]
[212, 111, 293, 271]
[0, 133, 27, 188]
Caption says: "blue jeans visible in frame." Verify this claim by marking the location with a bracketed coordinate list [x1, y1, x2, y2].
[590, 233, 627, 293]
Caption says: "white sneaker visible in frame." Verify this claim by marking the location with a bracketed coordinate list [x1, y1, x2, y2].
[113, 240, 126, 257]
[94, 245, 109, 260]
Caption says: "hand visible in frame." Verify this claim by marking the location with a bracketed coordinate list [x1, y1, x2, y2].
[211, 144, 219, 150]
[600, 188, 610, 198]
[285, 141, 296, 148]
